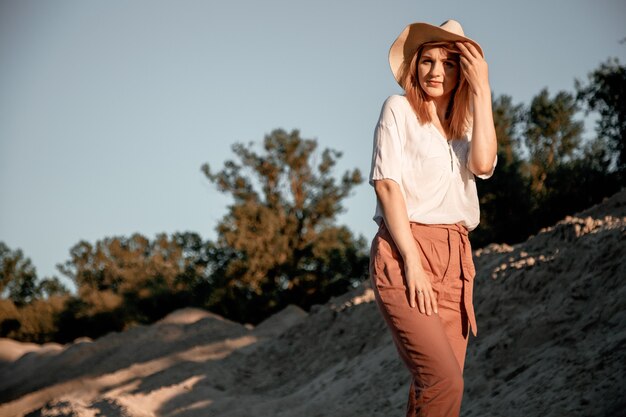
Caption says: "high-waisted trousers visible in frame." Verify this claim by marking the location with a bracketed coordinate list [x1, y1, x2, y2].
[370, 221, 478, 417]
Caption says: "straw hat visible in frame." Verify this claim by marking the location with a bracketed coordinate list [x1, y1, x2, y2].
[388, 19, 483, 86]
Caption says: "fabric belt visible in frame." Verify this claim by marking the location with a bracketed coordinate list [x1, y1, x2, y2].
[409, 222, 478, 337]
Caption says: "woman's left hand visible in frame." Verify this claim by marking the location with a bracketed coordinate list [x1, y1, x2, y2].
[456, 42, 490, 95]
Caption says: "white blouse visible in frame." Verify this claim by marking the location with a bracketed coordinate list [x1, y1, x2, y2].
[369, 95, 496, 231]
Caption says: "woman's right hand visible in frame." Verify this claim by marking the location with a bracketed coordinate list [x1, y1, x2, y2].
[404, 258, 438, 315]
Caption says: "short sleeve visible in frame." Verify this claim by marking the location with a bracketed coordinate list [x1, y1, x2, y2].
[369, 97, 404, 186]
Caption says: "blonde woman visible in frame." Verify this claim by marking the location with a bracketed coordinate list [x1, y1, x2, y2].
[369, 20, 497, 417]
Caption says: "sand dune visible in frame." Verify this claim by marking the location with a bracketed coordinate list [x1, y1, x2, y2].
[1, 190, 624, 417]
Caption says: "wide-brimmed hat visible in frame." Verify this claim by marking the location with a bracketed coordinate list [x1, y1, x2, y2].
[388, 19, 483, 86]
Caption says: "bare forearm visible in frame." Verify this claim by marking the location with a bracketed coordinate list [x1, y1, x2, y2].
[373, 179, 436, 313]
[456, 41, 498, 176]
[468, 89, 497, 175]
[374, 180, 421, 266]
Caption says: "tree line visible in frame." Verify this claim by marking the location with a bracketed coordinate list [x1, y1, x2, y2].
[1, 58, 624, 344]
[473, 58, 624, 246]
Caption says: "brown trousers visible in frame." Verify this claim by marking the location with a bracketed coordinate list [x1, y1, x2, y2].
[370, 221, 477, 417]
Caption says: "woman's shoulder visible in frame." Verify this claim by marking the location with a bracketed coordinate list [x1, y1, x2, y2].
[378, 94, 412, 124]
[382, 94, 410, 110]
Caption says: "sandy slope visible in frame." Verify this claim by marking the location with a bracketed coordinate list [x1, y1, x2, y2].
[0, 190, 624, 417]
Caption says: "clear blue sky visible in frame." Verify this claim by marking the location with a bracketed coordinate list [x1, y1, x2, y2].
[1, 0, 625, 290]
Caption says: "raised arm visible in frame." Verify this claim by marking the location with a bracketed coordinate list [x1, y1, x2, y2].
[374, 179, 438, 315]
[456, 42, 497, 176]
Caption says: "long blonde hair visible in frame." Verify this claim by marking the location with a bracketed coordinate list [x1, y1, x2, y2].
[401, 41, 471, 139]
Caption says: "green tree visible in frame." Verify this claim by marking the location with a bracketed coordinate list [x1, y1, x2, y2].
[0, 242, 39, 305]
[37, 277, 70, 298]
[524, 88, 584, 196]
[0, 243, 70, 343]
[576, 58, 626, 175]
[201, 129, 367, 322]
[55, 231, 214, 340]
[474, 95, 532, 246]
[57, 232, 208, 298]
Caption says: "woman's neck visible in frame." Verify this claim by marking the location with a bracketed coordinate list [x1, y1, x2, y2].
[428, 97, 451, 126]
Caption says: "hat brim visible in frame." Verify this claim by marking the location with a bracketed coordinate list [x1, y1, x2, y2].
[389, 22, 484, 86]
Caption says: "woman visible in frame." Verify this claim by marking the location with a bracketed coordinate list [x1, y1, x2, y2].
[369, 20, 497, 417]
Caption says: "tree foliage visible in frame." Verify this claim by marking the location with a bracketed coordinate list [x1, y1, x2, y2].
[475, 72, 623, 246]
[474, 95, 533, 246]
[54, 231, 214, 340]
[576, 58, 626, 174]
[0, 242, 68, 305]
[0, 242, 70, 342]
[201, 129, 367, 322]
[57, 232, 210, 298]
[525, 88, 583, 195]
[0, 242, 39, 305]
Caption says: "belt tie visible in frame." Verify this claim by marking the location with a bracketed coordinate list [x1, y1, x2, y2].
[410, 222, 478, 337]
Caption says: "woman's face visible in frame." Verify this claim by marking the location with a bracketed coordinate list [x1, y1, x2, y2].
[416, 46, 460, 101]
